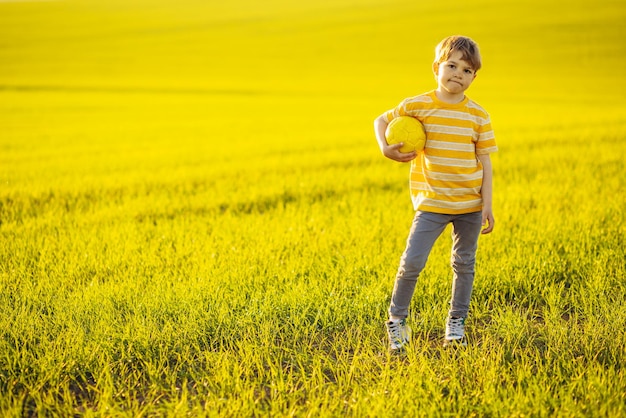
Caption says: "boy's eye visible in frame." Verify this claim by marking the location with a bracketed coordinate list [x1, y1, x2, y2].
[464, 69, 474, 74]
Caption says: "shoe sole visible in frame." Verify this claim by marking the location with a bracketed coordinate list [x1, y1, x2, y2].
[389, 345, 409, 355]
[443, 339, 467, 347]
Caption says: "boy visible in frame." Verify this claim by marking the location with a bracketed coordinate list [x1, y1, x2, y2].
[373, 36, 497, 350]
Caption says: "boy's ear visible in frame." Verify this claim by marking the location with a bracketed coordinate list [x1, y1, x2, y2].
[432, 62, 439, 75]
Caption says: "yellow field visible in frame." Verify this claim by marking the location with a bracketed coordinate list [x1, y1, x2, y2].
[1, 0, 625, 416]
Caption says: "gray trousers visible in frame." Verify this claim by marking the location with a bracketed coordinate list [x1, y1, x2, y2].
[389, 210, 483, 319]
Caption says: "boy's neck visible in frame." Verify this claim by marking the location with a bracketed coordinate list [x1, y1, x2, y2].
[434, 89, 466, 104]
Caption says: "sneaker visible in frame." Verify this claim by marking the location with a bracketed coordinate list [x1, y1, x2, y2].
[386, 319, 411, 351]
[444, 316, 467, 347]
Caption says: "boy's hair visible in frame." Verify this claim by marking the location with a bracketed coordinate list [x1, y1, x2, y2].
[434, 36, 482, 72]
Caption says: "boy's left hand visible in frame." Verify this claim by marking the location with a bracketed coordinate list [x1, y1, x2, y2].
[481, 209, 495, 234]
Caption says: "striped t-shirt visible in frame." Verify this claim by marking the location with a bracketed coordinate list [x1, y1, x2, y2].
[384, 90, 497, 214]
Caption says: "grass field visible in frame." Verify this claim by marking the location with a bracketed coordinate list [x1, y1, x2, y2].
[1, 0, 625, 416]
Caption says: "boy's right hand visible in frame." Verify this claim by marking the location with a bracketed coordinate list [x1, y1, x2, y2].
[382, 142, 418, 162]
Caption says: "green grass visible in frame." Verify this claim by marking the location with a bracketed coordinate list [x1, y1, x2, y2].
[1, 0, 625, 416]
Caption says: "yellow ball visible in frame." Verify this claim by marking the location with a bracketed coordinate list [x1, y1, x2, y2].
[385, 116, 426, 153]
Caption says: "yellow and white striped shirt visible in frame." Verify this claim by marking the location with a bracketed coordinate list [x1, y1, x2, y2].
[384, 91, 497, 214]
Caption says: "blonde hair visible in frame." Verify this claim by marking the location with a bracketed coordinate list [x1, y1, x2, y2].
[434, 36, 482, 72]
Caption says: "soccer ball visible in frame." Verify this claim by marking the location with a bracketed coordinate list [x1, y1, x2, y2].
[385, 116, 426, 153]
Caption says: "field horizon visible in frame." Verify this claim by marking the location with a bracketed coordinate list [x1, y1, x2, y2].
[1, 0, 625, 416]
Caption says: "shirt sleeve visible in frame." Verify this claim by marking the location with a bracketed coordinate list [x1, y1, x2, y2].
[383, 99, 410, 123]
[475, 115, 498, 155]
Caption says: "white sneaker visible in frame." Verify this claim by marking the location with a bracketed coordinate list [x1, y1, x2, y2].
[386, 319, 411, 351]
[444, 316, 467, 347]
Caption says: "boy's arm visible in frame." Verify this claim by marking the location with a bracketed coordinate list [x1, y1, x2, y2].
[374, 115, 417, 162]
[477, 153, 495, 234]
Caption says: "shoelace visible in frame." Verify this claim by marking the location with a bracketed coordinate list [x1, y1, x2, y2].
[447, 317, 464, 337]
[388, 321, 406, 341]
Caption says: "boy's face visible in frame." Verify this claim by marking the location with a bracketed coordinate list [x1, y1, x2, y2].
[433, 50, 477, 98]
